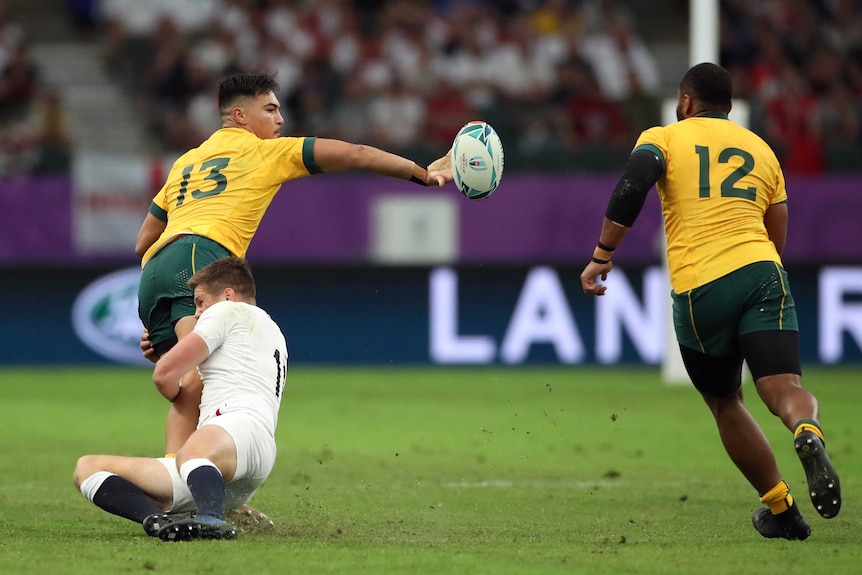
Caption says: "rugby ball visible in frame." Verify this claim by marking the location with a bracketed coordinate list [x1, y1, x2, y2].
[451, 121, 504, 200]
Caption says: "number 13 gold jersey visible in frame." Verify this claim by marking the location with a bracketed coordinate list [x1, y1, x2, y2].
[141, 128, 318, 266]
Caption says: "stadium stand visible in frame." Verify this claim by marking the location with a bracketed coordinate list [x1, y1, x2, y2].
[0, 0, 71, 174]
[89, 0, 675, 171]
[5, 0, 862, 174]
[720, 0, 862, 173]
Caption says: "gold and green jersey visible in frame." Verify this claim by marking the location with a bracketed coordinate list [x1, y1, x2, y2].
[633, 113, 787, 293]
[141, 128, 319, 265]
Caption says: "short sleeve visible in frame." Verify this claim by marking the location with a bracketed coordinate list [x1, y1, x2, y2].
[256, 136, 314, 184]
[632, 126, 668, 172]
[193, 302, 234, 355]
[150, 181, 170, 218]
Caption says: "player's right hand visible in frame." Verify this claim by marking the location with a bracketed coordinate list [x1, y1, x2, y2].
[427, 149, 453, 186]
[580, 260, 612, 296]
[140, 329, 160, 363]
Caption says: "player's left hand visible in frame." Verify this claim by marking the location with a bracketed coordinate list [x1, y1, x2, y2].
[140, 329, 160, 363]
[427, 150, 453, 186]
[580, 260, 612, 296]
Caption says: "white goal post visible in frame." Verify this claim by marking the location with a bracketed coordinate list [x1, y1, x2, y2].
[661, 0, 751, 384]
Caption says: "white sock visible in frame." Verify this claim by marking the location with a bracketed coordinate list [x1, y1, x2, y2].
[79, 471, 114, 502]
[179, 458, 221, 483]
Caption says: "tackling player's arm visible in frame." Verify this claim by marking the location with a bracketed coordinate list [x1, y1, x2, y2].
[310, 138, 452, 187]
[152, 332, 210, 402]
[581, 148, 664, 295]
[764, 201, 788, 256]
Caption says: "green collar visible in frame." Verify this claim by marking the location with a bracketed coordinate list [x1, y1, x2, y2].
[694, 111, 729, 119]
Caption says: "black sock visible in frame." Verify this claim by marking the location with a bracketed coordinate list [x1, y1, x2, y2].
[186, 465, 226, 519]
[92, 475, 162, 523]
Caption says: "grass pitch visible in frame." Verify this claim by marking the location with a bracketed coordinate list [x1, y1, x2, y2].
[1, 366, 861, 574]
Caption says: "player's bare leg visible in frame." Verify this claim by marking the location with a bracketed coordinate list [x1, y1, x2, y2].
[753, 373, 817, 431]
[74, 454, 175, 509]
[702, 388, 782, 494]
[164, 316, 203, 454]
[755, 373, 841, 518]
[703, 388, 811, 540]
[165, 372, 203, 454]
[74, 454, 185, 536]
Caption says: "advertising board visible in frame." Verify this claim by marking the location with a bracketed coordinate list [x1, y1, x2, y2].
[2, 264, 860, 366]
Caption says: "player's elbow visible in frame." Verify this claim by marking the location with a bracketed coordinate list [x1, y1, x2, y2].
[330, 144, 367, 173]
[152, 365, 180, 399]
[346, 144, 376, 170]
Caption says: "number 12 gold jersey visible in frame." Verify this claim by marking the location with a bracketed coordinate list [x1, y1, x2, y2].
[633, 113, 787, 293]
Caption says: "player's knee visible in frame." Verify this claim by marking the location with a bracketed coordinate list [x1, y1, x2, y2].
[702, 387, 743, 415]
[73, 455, 100, 488]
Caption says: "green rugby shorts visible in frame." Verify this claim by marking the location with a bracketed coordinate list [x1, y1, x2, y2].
[672, 261, 798, 356]
[138, 235, 231, 351]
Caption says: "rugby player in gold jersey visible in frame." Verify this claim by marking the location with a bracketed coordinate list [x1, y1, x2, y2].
[134, 73, 453, 528]
[580, 63, 840, 540]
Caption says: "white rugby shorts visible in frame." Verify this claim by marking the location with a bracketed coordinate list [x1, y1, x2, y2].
[157, 412, 277, 512]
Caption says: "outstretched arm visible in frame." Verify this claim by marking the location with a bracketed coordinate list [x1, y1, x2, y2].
[310, 138, 452, 186]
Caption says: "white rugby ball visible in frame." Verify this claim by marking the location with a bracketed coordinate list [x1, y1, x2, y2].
[451, 121, 504, 200]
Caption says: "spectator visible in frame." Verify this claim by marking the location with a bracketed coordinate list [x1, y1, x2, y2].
[423, 77, 475, 149]
[0, 2, 74, 176]
[0, 42, 38, 118]
[557, 57, 629, 148]
[579, 6, 661, 102]
[368, 75, 426, 149]
[763, 60, 823, 174]
[31, 88, 72, 174]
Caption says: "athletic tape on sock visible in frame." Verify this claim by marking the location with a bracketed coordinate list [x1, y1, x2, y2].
[760, 480, 792, 514]
[79, 471, 115, 502]
[178, 458, 221, 484]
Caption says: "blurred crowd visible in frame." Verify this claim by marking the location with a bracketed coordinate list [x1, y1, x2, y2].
[98, 0, 862, 173]
[721, 0, 862, 173]
[2, 0, 861, 175]
[100, 0, 665, 171]
[0, 2, 71, 176]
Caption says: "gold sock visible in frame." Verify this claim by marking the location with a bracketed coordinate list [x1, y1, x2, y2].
[164, 453, 176, 458]
[793, 419, 824, 442]
[760, 480, 793, 514]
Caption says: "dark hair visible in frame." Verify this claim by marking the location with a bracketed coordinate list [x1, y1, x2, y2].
[188, 257, 256, 300]
[218, 73, 280, 112]
[680, 63, 733, 113]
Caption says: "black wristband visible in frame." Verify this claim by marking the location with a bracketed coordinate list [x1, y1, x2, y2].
[592, 256, 610, 265]
[597, 241, 615, 252]
[410, 164, 429, 186]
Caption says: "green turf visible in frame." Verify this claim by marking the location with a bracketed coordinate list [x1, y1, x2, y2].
[1, 366, 861, 574]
